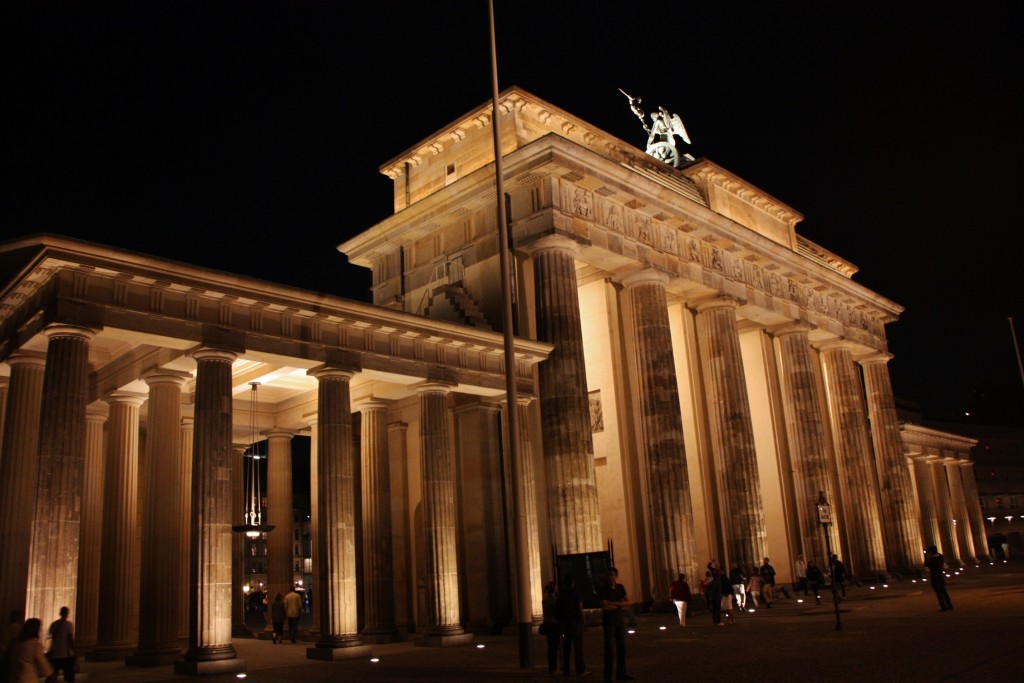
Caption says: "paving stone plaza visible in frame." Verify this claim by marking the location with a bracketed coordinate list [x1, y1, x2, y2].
[77, 559, 1023, 682]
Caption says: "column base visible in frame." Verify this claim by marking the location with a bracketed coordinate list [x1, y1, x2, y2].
[232, 624, 254, 638]
[173, 657, 246, 676]
[306, 643, 373, 661]
[85, 646, 134, 662]
[415, 633, 474, 648]
[126, 648, 183, 667]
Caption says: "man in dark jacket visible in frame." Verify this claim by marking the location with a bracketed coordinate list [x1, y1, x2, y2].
[925, 546, 954, 611]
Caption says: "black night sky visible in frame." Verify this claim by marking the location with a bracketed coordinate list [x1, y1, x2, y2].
[5, 2, 1022, 427]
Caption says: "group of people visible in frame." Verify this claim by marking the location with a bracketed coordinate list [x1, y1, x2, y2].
[267, 588, 305, 644]
[0, 606, 75, 683]
[541, 567, 635, 682]
[793, 553, 847, 604]
[698, 557, 780, 625]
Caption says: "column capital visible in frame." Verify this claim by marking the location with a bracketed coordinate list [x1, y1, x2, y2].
[354, 397, 391, 412]
[86, 401, 110, 421]
[5, 353, 46, 370]
[191, 347, 237, 364]
[417, 381, 453, 396]
[43, 324, 96, 343]
[857, 352, 894, 366]
[770, 321, 815, 338]
[815, 338, 859, 354]
[526, 233, 581, 257]
[693, 295, 742, 314]
[619, 268, 669, 289]
[143, 369, 192, 388]
[104, 391, 147, 408]
[308, 366, 356, 382]
[264, 429, 296, 441]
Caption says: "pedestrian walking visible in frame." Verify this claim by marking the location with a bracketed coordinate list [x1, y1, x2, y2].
[270, 593, 286, 644]
[745, 569, 763, 610]
[46, 606, 75, 683]
[729, 564, 747, 612]
[541, 581, 561, 675]
[925, 546, 954, 611]
[5, 618, 57, 683]
[831, 554, 847, 597]
[759, 557, 776, 607]
[719, 572, 736, 624]
[705, 569, 723, 624]
[806, 560, 824, 604]
[284, 587, 303, 643]
[668, 573, 691, 627]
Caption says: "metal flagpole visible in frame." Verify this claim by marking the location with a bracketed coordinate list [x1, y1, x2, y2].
[488, 0, 533, 667]
[1010, 317, 1024, 392]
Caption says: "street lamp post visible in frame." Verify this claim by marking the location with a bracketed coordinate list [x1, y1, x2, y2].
[816, 491, 843, 631]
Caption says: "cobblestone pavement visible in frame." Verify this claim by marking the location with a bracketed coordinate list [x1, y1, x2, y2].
[77, 560, 1024, 682]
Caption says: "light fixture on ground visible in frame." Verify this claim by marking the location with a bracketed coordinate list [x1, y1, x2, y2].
[232, 382, 275, 538]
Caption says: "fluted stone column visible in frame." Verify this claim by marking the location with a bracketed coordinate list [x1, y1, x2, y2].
[945, 459, 973, 563]
[624, 270, 698, 587]
[306, 367, 369, 660]
[90, 392, 145, 661]
[129, 370, 190, 665]
[861, 355, 923, 572]
[0, 376, 8, 462]
[0, 354, 45, 615]
[387, 420, 414, 632]
[25, 325, 94, 624]
[512, 398, 544, 622]
[912, 456, 941, 555]
[531, 235, 602, 554]
[231, 444, 253, 638]
[819, 342, 887, 576]
[958, 463, 989, 561]
[266, 430, 295, 604]
[453, 401, 508, 630]
[694, 298, 767, 568]
[76, 402, 108, 650]
[357, 399, 398, 641]
[930, 458, 958, 566]
[175, 348, 245, 676]
[304, 412, 320, 640]
[774, 325, 840, 567]
[417, 383, 471, 646]
[177, 417, 194, 641]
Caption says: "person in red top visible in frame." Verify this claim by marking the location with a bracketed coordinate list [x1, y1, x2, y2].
[668, 573, 692, 627]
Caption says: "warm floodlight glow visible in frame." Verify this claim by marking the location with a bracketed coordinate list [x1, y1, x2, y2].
[797, 599, 804, 603]
[882, 584, 889, 588]
[627, 629, 636, 635]
[476, 644, 485, 649]
[748, 608, 755, 613]
[370, 658, 380, 663]
[659, 626, 666, 631]
[236, 675, 247, 680]
[870, 586, 875, 590]
[912, 579, 917, 583]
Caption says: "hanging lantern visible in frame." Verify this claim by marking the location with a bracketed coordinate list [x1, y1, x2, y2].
[232, 382, 275, 537]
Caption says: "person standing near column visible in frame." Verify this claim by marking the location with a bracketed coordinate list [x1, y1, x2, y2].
[794, 554, 808, 596]
[284, 587, 302, 643]
[925, 546, 954, 611]
[668, 573, 691, 627]
[46, 607, 74, 683]
[598, 568, 633, 682]
[759, 558, 776, 608]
